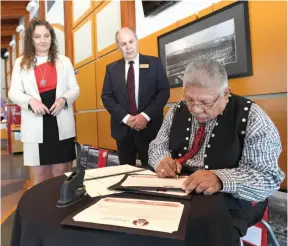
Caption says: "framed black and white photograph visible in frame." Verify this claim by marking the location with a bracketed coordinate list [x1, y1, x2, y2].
[158, 1, 252, 88]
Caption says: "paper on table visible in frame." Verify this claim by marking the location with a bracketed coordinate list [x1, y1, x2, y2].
[65, 164, 145, 180]
[121, 174, 188, 189]
[140, 189, 188, 197]
[84, 174, 129, 197]
[73, 197, 184, 233]
[84, 169, 157, 198]
[128, 169, 156, 176]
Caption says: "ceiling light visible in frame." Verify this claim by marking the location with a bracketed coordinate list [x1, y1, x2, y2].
[26, 0, 37, 12]
[16, 25, 25, 33]
[9, 40, 16, 47]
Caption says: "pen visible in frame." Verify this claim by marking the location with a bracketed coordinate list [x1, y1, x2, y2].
[171, 153, 179, 179]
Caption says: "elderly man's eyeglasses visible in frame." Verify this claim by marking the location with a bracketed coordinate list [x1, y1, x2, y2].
[181, 94, 221, 110]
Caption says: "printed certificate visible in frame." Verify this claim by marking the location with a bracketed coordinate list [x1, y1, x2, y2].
[73, 197, 184, 233]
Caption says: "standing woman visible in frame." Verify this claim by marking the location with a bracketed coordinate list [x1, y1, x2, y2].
[9, 18, 80, 185]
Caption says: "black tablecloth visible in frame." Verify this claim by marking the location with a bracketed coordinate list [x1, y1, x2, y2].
[11, 176, 240, 246]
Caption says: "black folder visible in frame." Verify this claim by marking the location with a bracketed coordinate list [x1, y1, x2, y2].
[108, 174, 193, 200]
[61, 192, 190, 240]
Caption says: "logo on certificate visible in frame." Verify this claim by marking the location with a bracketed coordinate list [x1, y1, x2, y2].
[132, 219, 149, 227]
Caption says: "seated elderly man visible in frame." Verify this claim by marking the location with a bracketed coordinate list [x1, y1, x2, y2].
[148, 58, 285, 245]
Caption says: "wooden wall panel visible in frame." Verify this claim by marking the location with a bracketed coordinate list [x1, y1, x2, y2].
[7, 74, 11, 89]
[97, 111, 117, 150]
[4, 60, 8, 97]
[9, 47, 12, 76]
[64, 0, 74, 61]
[75, 112, 98, 147]
[15, 33, 19, 58]
[138, 23, 177, 57]
[138, 23, 183, 103]
[121, 1, 135, 29]
[212, 0, 237, 11]
[163, 106, 171, 116]
[39, 0, 45, 19]
[74, 62, 97, 111]
[229, 1, 287, 95]
[72, 0, 94, 28]
[177, 14, 197, 27]
[94, 1, 119, 58]
[93, 1, 104, 9]
[253, 96, 287, 190]
[197, 5, 212, 18]
[95, 50, 122, 108]
[6, 58, 10, 74]
[170, 89, 183, 104]
[73, 13, 95, 69]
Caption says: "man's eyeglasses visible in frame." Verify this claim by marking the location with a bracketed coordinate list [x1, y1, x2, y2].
[181, 94, 221, 110]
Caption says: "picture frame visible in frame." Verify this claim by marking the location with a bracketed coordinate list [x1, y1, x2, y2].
[157, 1, 252, 88]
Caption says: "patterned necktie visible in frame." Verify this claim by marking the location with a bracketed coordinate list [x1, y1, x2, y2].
[127, 61, 137, 115]
[176, 124, 206, 165]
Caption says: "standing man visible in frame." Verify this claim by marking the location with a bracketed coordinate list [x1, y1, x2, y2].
[101, 27, 170, 166]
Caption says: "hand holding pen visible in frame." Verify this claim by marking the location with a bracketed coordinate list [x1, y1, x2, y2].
[155, 156, 182, 178]
[171, 152, 182, 179]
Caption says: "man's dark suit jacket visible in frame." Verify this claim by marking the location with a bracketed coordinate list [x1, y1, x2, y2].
[101, 54, 170, 141]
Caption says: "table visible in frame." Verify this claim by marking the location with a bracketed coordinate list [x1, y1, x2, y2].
[11, 175, 240, 246]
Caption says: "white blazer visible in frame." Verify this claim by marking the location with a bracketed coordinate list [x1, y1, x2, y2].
[8, 55, 80, 143]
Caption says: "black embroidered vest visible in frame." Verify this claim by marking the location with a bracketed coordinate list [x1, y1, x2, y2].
[169, 93, 251, 170]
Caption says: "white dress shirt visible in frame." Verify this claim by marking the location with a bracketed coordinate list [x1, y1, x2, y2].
[122, 53, 150, 124]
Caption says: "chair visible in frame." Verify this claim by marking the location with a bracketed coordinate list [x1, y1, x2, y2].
[75, 144, 120, 169]
[242, 201, 280, 246]
[259, 219, 280, 246]
[106, 151, 121, 166]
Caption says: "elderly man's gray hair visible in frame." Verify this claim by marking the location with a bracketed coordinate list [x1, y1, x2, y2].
[183, 58, 228, 93]
[115, 27, 138, 43]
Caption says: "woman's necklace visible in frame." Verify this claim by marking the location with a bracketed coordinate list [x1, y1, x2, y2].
[35, 56, 48, 87]
[38, 66, 47, 87]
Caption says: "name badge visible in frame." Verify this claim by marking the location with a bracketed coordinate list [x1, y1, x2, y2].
[140, 64, 149, 68]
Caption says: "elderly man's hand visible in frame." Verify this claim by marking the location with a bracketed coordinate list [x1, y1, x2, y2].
[182, 170, 222, 195]
[156, 157, 182, 178]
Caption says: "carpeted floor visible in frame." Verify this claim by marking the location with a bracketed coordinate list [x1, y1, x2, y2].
[1, 212, 15, 246]
[267, 191, 287, 246]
